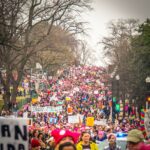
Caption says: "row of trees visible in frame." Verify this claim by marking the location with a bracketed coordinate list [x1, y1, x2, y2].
[102, 19, 150, 108]
[0, 0, 93, 109]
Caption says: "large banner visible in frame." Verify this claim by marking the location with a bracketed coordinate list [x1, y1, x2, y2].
[0, 118, 28, 150]
[31, 106, 62, 113]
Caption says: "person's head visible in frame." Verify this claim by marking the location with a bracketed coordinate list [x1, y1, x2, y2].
[33, 130, 39, 138]
[107, 133, 116, 145]
[38, 133, 43, 140]
[47, 137, 54, 146]
[94, 130, 98, 136]
[98, 131, 104, 139]
[51, 129, 80, 149]
[127, 129, 144, 150]
[81, 132, 91, 143]
[59, 142, 76, 150]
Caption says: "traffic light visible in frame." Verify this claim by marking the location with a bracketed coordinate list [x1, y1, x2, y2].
[115, 104, 120, 112]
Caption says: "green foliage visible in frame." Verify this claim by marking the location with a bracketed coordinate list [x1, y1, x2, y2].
[130, 19, 150, 101]
[103, 19, 150, 107]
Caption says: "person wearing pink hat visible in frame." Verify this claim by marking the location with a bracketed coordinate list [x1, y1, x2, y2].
[51, 129, 80, 150]
[95, 131, 107, 144]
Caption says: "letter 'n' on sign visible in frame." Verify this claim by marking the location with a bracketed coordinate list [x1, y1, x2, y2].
[0, 118, 28, 150]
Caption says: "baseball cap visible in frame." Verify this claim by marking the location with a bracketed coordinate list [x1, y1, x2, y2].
[127, 129, 144, 143]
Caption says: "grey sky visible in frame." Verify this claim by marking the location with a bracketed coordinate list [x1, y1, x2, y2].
[83, 0, 150, 66]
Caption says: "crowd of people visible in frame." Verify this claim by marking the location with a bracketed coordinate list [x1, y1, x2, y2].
[28, 128, 150, 150]
[0, 65, 149, 149]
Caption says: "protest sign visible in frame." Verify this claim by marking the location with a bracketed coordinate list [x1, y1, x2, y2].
[94, 119, 107, 126]
[31, 98, 38, 104]
[68, 115, 84, 124]
[31, 106, 62, 113]
[68, 116, 79, 124]
[57, 101, 63, 105]
[0, 118, 28, 150]
[66, 97, 71, 101]
[86, 117, 94, 126]
[50, 118, 57, 124]
[67, 105, 73, 114]
[144, 109, 150, 137]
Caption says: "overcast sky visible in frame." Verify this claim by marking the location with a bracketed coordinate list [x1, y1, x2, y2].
[82, 0, 150, 66]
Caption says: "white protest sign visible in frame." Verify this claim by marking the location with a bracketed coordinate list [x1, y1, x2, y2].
[68, 115, 84, 124]
[68, 116, 79, 124]
[31, 106, 62, 113]
[0, 118, 28, 150]
[94, 119, 107, 126]
[144, 109, 150, 137]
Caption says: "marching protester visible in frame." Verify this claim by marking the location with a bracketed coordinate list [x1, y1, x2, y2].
[31, 139, 41, 150]
[127, 129, 144, 150]
[95, 131, 107, 144]
[0, 66, 149, 150]
[76, 131, 98, 150]
[104, 133, 121, 150]
[46, 137, 55, 150]
[51, 129, 80, 150]
[38, 133, 46, 149]
[59, 142, 77, 150]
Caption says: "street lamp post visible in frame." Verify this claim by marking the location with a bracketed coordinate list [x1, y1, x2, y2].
[111, 74, 120, 123]
[115, 75, 120, 101]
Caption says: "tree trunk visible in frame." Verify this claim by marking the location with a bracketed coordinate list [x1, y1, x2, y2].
[2, 69, 12, 110]
[11, 83, 18, 103]
[3, 86, 11, 110]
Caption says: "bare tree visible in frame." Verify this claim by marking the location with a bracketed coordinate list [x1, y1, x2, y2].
[0, 0, 92, 109]
[101, 19, 139, 104]
[73, 40, 95, 65]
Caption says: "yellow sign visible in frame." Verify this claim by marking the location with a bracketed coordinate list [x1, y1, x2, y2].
[32, 98, 38, 104]
[66, 97, 71, 101]
[86, 117, 94, 127]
